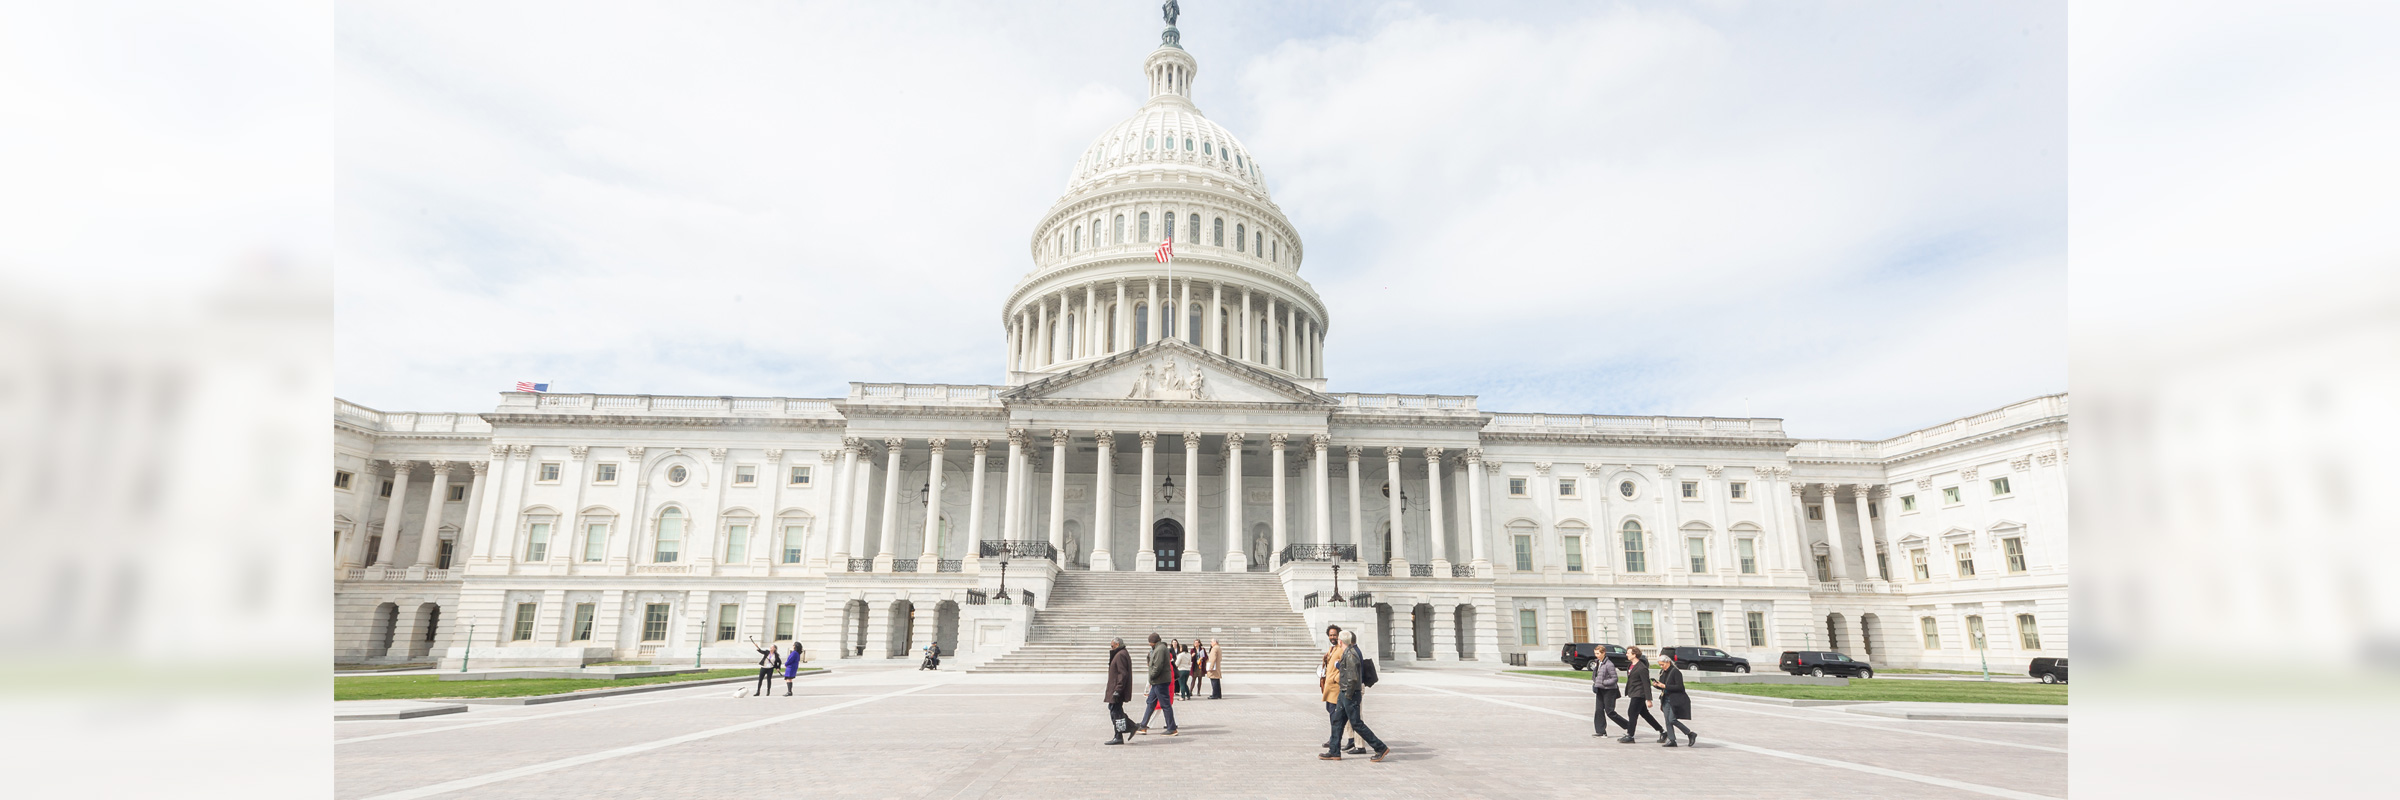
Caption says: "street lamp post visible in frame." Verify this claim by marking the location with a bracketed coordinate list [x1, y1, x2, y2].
[995, 547, 1012, 605]
[461, 618, 475, 672]
[1327, 563, 1347, 607]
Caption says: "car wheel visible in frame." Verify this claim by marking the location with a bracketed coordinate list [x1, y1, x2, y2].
[1809, 667, 1825, 677]
[1859, 669, 1873, 680]
[2039, 673, 2056, 684]
[1737, 664, 1750, 674]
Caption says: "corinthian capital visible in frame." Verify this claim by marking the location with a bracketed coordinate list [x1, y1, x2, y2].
[1309, 433, 1330, 451]
[1224, 431, 1246, 447]
[625, 446, 646, 462]
[1091, 431, 1114, 448]
[1463, 447, 1484, 461]
[1533, 462, 1551, 475]
[1050, 429, 1070, 447]
[1139, 431, 1158, 448]
[425, 459, 451, 473]
[469, 461, 489, 476]
[1423, 447, 1445, 461]
[567, 446, 589, 460]
[763, 448, 783, 463]
[884, 437, 906, 452]
[1385, 446, 1404, 461]
[708, 447, 727, 462]
[820, 449, 840, 464]
[1345, 446, 1361, 460]
[385, 460, 413, 476]
[925, 438, 947, 455]
[1185, 431, 1203, 449]
[1268, 432, 1289, 449]
[972, 439, 992, 455]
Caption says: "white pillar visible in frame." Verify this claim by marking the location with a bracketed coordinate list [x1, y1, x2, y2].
[1183, 431, 1200, 568]
[1852, 485, 1880, 581]
[1789, 481, 1814, 579]
[1047, 429, 1069, 553]
[811, 450, 839, 566]
[1385, 448, 1407, 570]
[1426, 448, 1449, 572]
[1285, 305, 1298, 372]
[846, 441, 873, 566]
[920, 439, 946, 563]
[1145, 278, 1160, 347]
[829, 441, 859, 564]
[1820, 483, 1850, 581]
[1240, 289, 1253, 362]
[456, 461, 489, 568]
[1034, 300, 1049, 368]
[1084, 283, 1097, 359]
[1269, 433, 1289, 565]
[1137, 431, 1157, 571]
[1092, 431, 1115, 571]
[1113, 280, 1127, 354]
[1466, 449, 1489, 570]
[1310, 435, 1331, 550]
[1210, 282, 1223, 353]
[1266, 296, 1280, 369]
[1345, 446, 1363, 556]
[1002, 430, 1025, 543]
[411, 461, 452, 569]
[1224, 433, 1247, 571]
[876, 439, 904, 568]
[375, 461, 412, 568]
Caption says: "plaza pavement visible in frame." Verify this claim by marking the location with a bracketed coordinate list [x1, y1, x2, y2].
[336, 662, 2066, 800]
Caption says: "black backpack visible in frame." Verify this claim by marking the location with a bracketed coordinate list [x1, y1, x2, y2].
[1359, 657, 1379, 688]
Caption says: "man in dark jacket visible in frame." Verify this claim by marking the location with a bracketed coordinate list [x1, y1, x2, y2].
[1322, 630, 1387, 762]
[1134, 632, 1179, 735]
[1618, 646, 1666, 743]
[1103, 637, 1135, 745]
[1656, 656, 1697, 747]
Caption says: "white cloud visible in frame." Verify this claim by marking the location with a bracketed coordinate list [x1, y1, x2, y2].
[336, 1, 2063, 439]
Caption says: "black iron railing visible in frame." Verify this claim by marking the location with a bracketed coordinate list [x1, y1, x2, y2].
[979, 540, 1058, 561]
[1408, 563, 1434, 577]
[964, 589, 988, 605]
[846, 558, 873, 573]
[1302, 592, 1320, 609]
[1279, 544, 1358, 563]
[1350, 592, 1374, 607]
[1021, 590, 1035, 606]
[892, 558, 919, 573]
[1366, 564, 1391, 577]
[1452, 563, 1475, 577]
[937, 559, 962, 573]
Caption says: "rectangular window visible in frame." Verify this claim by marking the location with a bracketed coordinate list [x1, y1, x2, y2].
[2016, 614, 2042, 650]
[1687, 537, 1707, 573]
[1966, 615, 1988, 650]
[363, 536, 381, 566]
[783, 524, 807, 564]
[724, 524, 749, 563]
[1867, 501, 1878, 519]
[1990, 476, 2012, 496]
[1737, 538, 1757, 574]
[788, 465, 812, 486]
[1623, 530, 1646, 573]
[1729, 481, 1746, 500]
[1807, 505, 1823, 521]
[594, 463, 618, 483]
[734, 465, 757, 486]
[1680, 481, 1699, 499]
[641, 604, 671, 642]
[1508, 477, 1527, 497]
[1696, 611, 1716, 647]
[1632, 610, 1655, 647]
[776, 604, 798, 640]
[1518, 609, 1539, 645]
[1943, 486, 1962, 505]
[1570, 610, 1590, 643]
[1564, 536, 1584, 572]
[1746, 611, 1767, 647]
[1955, 544, 1977, 577]
[334, 470, 353, 490]
[1921, 617, 1942, 649]
[539, 462, 561, 482]
[525, 522, 551, 562]
[448, 484, 468, 501]
[436, 540, 454, 570]
[1901, 495, 1917, 512]
[656, 515, 683, 563]
[571, 603, 596, 641]
[1557, 479, 1576, 497]
[1876, 551, 1891, 580]
[1513, 535, 1533, 571]
[380, 480, 393, 498]
[584, 523, 608, 562]
[512, 603, 537, 641]
[1815, 555, 1831, 582]
[1912, 549, 1930, 580]
[2004, 537, 2028, 573]
[716, 604, 740, 641]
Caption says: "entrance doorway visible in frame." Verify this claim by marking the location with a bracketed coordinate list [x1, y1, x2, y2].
[1153, 519, 1184, 571]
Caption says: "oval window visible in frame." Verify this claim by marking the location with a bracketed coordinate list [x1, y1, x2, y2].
[1619, 480, 1636, 498]
[1146, 135, 1155, 149]
[669, 465, 690, 485]
[1203, 141, 1213, 156]
[1184, 137, 1193, 151]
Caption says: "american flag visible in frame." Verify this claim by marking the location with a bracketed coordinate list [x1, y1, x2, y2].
[515, 382, 549, 393]
[1154, 235, 1174, 264]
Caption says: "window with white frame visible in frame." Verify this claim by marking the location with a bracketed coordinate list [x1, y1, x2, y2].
[1943, 486, 1962, 505]
[654, 508, 684, 563]
[1737, 538, 1758, 574]
[1518, 609, 1539, 645]
[539, 462, 561, 483]
[1564, 535, 1584, 572]
[571, 603, 595, 641]
[1876, 550, 1891, 580]
[716, 604, 740, 641]
[641, 603, 670, 641]
[1513, 534, 1534, 571]
[2004, 537, 2028, 573]
[1867, 500, 1878, 519]
[525, 522, 551, 561]
[1621, 521, 1646, 572]
[1901, 494, 1917, 512]
[1921, 617, 1942, 649]
[1687, 537, 1708, 573]
[594, 463, 618, 484]
[1508, 477, 1527, 497]
[724, 522, 751, 563]
[1954, 543, 1977, 577]
[1808, 505, 1824, 521]
[583, 522, 609, 562]
[448, 484, 467, 501]
[776, 604, 797, 640]
[1632, 610, 1655, 646]
[2016, 614, 2041, 649]
[1696, 611, 1716, 646]
[734, 465, 757, 486]
[1729, 481, 1746, 500]
[1746, 611, 1767, 646]
[1990, 476, 2012, 496]
[334, 470, 353, 490]
[667, 464, 689, 486]
[512, 602, 537, 641]
[788, 465, 812, 487]
[1680, 480, 1699, 499]
[1558, 478, 1577, 498]
[1966, 615, 1988, 650]
[782, 522, 809, 564]
[1912, 549, 1930, 580]
[437, 539, 454, 569]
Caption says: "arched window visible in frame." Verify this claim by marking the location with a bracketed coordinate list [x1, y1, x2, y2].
[1187, 213, 1199, 242]
[1255, 232, 1263, 254]
[1057, 233, 1065, 256]
[1212, 218, 1223, 246]
[1188, 303, 1202, 343]
[1218, 309, 1230, 352]
[1162, 305, 1174, 339]
[2016, 614, 2042, 649]
[1271, 239, 1277, 261]
[1163, 212, 1176, 241]
[1203, 141, 1213, 156]
[1145, 135, 1154, 150]
[1258, 319, 1269, 360]
[1235, 223, 1246, 253]
[1062, 314, 1077, 358]
[1621, 520, 1646, 572]
[1135, 303, 1149, 345]
[1114, 215, 1125, 244]
[1139, 212, 1151, 241]
[1073, 226, 1082, 252]
[1184, 137, 1193, 151]
[655, 508, 684, 563]
[1105, 305, 1117, 351]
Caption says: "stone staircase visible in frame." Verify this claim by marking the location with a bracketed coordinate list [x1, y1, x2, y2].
[972, 570, 1328, 673]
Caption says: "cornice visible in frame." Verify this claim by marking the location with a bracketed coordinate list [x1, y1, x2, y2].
[1786, 417, 2067, 467]
[1328, 411, 1492, 431]
[334, 418, 493, 442]
[1477, 431, 1802, 449]
[1003, 257, 1327, 327]
[479, 413, 850, 431]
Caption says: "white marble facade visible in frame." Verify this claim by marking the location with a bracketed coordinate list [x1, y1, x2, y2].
[334, 23, 2068, 673]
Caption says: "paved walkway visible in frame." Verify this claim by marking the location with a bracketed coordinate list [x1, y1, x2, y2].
[336, 662, 2065, 799]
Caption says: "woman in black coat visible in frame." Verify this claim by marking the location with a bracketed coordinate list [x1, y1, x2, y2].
[1103, 638, 1135, 745]
[1655, 656, 1697, 747]
[1618, 646, 1665, 743]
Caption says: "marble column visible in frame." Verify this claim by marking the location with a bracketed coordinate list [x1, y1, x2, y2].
[414, 461, 452, 570]
[1084, 283, 1097, 358]
[1465, 448, 1489, 570]
[1114, 280, 1128, 354]
[1268, 434, 1289, 565]
[920, 439, 946, 564]
[1002, 430, 1026, 543]
[457, 461, 489, 568]
[1209, 282, 1223, 353]
[1240, 290, 1254, 362]
[965, 440, 989, 565]
[1285, 306, 1298, 373]
[875, 439, 904, 569]
[1385, 448, 1407, 570]
[1266, 296, 1280, 369]
[1310, 435, 1331, 549]
[375, 461, 412, 568]
[1851, 485, 1880, 581]
[1819, 483, 1850, 581]
[1146, 278, 1160, 346]
[830, 441, 859, 565]
[1047, 429, 1069, 554]
[1179, 280, 1193, 344]
[1034, 300, 1049, 368]
[812, 450, 840, 566]
[846, 441, 873, 566]
[1223, 433, 1247, 571]
[1136, 432, 1157, 571]
[1345, 447, 1364, 556]
[1426, 448, 1449, 573]
[1091, 431, 1115, 571]
[1182, 431, 1200, 568]
[1788, 482, 1813, 579]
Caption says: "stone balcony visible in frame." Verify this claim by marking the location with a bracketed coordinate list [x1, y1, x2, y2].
[490, 392, 843, 420]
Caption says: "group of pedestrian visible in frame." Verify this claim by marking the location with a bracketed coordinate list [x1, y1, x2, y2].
[1317, 624, 1388, 762]
[1170, 639, 1220, 700]
[1591, 645, 1697, 746]
[750, 638, 806, 697]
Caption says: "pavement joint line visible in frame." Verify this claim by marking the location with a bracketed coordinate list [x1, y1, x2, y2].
[335, 687, 722, 745]
[1444, 674, 2072, 751]
[1410, 684, 2063, 800]
[358, 681, 947, 800]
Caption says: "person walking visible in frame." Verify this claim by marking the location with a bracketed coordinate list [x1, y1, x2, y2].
[1591, 651, 1630, 737]
[1135, 633, 1179, 736]
[1103, 637, 1135, 745]
[751, 639, 778, 698]
[1206, 638, 1223, 699]
[1656, 654, 1698, 747]
[782, 642, 804, 696]
[1321, 629, 1388, 761]
[1618, 646, 1665, 743]
[1175, 644, 1196, 700]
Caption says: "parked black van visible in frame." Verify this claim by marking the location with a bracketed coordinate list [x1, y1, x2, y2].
[2028, 657, 2069, 684]
[1778, 650, 1874, 678]
[1560, 642, 1631, 671]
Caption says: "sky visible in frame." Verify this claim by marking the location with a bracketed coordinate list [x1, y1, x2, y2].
[334, 0, 2065, 440]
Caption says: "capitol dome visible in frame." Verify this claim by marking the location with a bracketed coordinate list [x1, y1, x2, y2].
[1003, 21, 1327, 387]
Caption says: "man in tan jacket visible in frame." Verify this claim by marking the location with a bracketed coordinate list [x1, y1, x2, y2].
[1206, 638, 1223, 699]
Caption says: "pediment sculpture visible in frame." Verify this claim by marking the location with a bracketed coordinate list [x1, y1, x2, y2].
[1126, 357, 1208, 400]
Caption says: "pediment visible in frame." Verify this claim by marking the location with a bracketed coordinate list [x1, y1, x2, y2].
[1004, 339, 1334, 406]
[1896, 534, 1929, 548]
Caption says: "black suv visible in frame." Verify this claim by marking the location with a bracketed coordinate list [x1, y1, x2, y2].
[1560, 642, 1630, 671]
[2028, 657, 2069, 684]
[1779, 650, 1873, 678]
[1660, 646, 1752, 673]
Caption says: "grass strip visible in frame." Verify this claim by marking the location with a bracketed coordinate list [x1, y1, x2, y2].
[335, 668, 819, 701]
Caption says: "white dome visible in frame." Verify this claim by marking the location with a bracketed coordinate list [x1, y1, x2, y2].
[1064, 105, 1269, 196]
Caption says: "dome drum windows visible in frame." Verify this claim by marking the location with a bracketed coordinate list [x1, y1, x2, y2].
[1114, 215, 1125, 245]
[1164, 211, 1176, 242]
[1235, 223, 1246, 253]
[1212, 218, 1223, 246]
[1138, 212, 1150, 241]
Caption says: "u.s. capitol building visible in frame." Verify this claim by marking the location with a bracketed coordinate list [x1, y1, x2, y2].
[334, 20, 2067, 674]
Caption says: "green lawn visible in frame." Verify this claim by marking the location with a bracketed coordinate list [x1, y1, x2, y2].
[1692, 680, 2066, 705]
[334, 668, 808, 701]
[1510, 669, 1597, 680]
